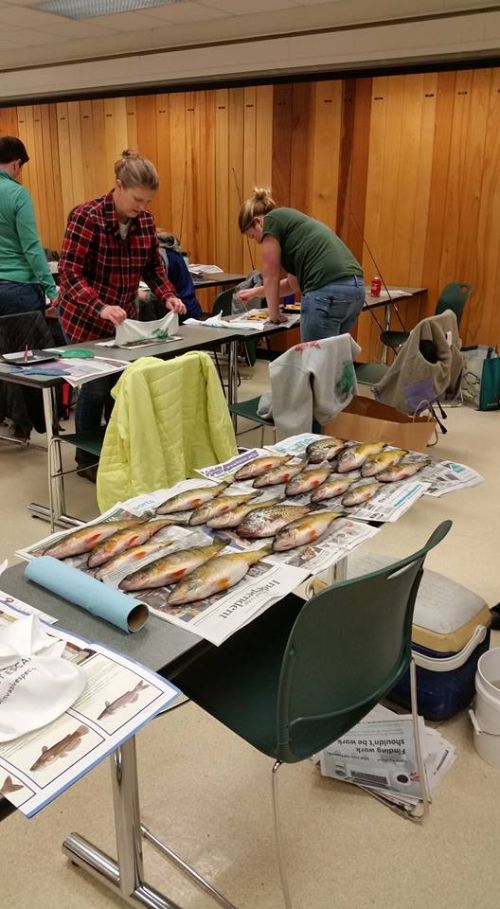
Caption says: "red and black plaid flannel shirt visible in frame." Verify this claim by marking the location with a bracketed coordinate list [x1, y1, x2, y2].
[58, 191, 176, 342]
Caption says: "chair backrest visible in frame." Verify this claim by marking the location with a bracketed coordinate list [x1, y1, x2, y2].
[0, 311, 54, 355]
[275, 520, 452, 762]
[434, 282, 473, 325]
[212, 288, 234, 317]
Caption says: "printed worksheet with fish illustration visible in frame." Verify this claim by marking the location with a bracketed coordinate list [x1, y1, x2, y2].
[0, 602, 179, 817]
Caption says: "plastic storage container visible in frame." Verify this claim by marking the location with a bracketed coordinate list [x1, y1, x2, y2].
[346, 552, 491, 720]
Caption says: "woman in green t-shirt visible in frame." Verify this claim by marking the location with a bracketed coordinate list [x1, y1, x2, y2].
[237, 187, 365, 342]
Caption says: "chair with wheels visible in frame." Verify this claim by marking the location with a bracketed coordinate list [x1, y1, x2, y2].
[173, 520, 451, 908]
[380, 282, 473, 353]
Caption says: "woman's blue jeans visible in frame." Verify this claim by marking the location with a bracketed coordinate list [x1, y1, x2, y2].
[0, 281, 45, 316]
[300, 276, 365, 342]
[75, 375, 117, 466]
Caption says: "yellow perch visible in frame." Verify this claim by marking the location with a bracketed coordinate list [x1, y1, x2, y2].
[237, 503, 311, 538]
[156, 481, 229, 514]
[87, 519, 173, 568]
[341, 480, 380, 507]
[120, 538, 226, 591]
[167, 546, 272, 606]
[94, 540, 172, 580]
[361, 448, 408, 477]
[253, 461, 305, 488]
[189, 493, 258, 526]
[305, 437, 347, 463]
[206, 497, 281, 529]
[310, 475, 353, 503]
[377, 459, 430, 482]
[42, 519, 144, 559]
[285, 465, 332, 497]
[337, 442, 386, 473]
[273, 512, 342, 551]
[234, 455, 290, 480]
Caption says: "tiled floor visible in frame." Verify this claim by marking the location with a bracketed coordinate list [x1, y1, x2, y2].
[1, 363, 500, 909]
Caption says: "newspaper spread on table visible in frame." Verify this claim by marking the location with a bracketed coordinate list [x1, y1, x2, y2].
[184, 311, 301, 331]
[17, 475, 378, 646]
[265, 433, 484, 502]
[0, 600, 178, 818]
[314, 704, 456, 820]
[0, 355, 130, 388]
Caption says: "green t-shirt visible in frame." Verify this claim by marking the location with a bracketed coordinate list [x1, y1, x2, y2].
[262, 208, 362, 294]
[0, 169, 58, 300]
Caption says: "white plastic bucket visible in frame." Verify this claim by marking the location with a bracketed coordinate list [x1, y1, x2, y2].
[475, 648, 500, 735]
[469, 710, 500, 771]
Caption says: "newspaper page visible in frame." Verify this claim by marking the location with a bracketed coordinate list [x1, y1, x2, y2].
[317, 704, 456, 810]
[0, 605, 179, 818]
[0, 355, 131, 389]
[184, 312, 301, 331]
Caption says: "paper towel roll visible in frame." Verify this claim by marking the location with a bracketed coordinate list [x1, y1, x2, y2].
[24, 557, 148, 633]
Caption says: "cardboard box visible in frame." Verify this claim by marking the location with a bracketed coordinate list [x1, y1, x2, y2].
[321, 396, 436, 452]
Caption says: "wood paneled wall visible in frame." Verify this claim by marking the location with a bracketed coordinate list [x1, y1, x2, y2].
[1, 66, 499, 355]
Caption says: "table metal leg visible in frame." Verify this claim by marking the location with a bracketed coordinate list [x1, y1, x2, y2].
[63, 737, 238, 909]
[228, 341, 238, 429]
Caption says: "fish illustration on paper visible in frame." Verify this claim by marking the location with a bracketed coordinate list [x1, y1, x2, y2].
[0, 775, 23, 795]
[29, 724, 89, 771]
[97, 680, 148, 720]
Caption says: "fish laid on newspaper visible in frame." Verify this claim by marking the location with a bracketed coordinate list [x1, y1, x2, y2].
[94, 540, 174, 580]
[30, 724, 89, 771]
[97, 680, 148, 719]
[273, 511, 342, 551]
[156, 481, 229, 515]
[342, 480, 380, 507]
[41, 520, 144, 559]
[237, 503, 311, 538]
[361, 448, 408, 477]
[377, 459, 431, 482]
[87, 519, 173, 568]
[189, 493, 258, 526]
[337, 442, 386, 473]
[206, 497, 281, 529]
[305, 437, 347, 463]
[310, 474, 354, 503]
[252, 461, 305, 488]
[120, 538, 226, 591]
[285, 465, 332, 497]
[234, 455, 291, 480]
[167, 545, 272, 606]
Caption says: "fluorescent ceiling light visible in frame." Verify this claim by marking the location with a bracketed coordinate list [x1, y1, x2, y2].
[36, 0, 181, 19]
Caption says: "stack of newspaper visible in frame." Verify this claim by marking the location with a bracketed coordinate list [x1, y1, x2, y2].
[314, 704, 456, 821]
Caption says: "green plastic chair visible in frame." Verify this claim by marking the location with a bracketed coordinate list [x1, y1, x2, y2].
[175, 519, 452, 908]
[381, 282, 473, 352]
[48, 426, 106, 530]
[228, 394, 277, 446]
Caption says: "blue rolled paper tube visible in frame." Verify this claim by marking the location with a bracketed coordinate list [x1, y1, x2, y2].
[24, 556, 148, 633]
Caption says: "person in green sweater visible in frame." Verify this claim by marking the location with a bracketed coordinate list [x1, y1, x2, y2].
[237, 187, 365, 342]
[0, 136, 58, 316]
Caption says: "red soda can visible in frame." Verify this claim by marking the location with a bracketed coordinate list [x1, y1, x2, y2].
[370, 276, 382, 297]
